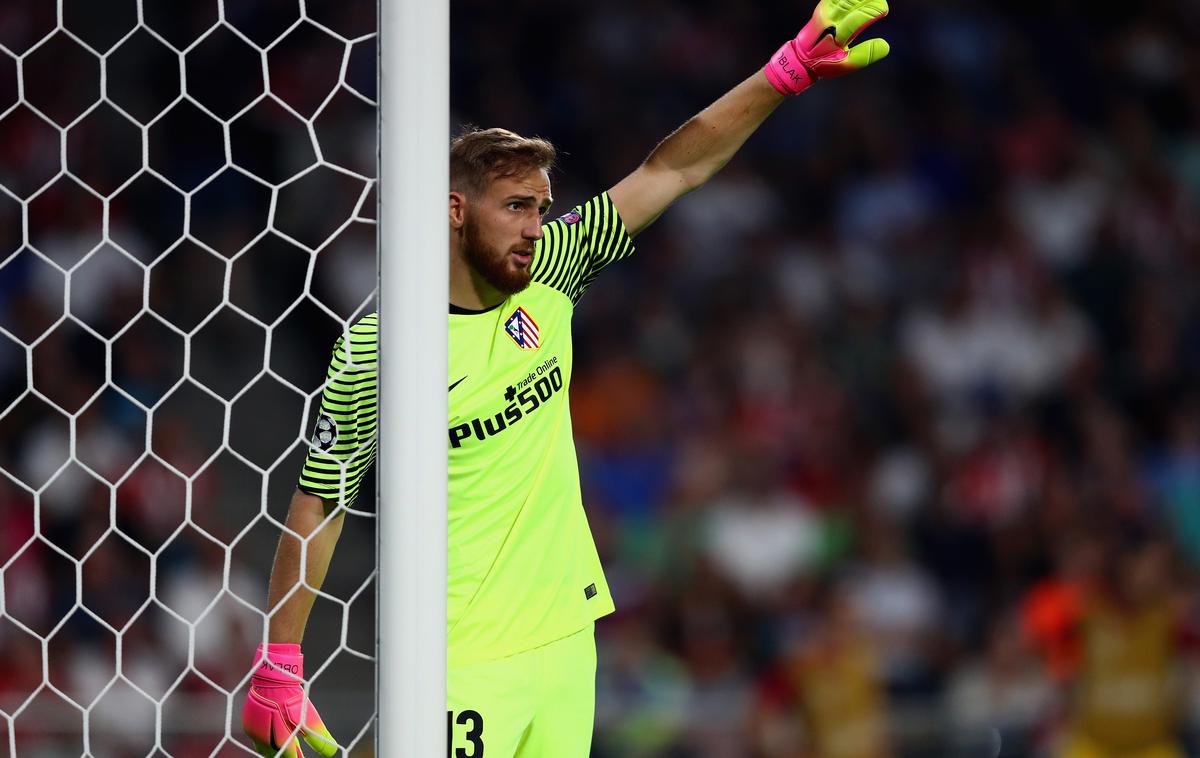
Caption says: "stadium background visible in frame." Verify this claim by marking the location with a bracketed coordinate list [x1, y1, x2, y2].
[1, 0, 1199, 755]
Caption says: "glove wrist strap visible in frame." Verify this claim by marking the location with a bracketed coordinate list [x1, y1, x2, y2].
[764, 38, 814, 96]
[252, 642, 305, 682]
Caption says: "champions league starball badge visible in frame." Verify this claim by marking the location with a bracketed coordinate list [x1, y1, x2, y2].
[312, 414, 338, 452]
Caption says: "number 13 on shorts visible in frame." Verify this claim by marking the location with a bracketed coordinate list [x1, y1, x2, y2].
[446, 624, 597, 757]
[448, 710, 485, 758]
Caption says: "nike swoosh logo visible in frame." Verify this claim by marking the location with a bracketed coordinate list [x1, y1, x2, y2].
[449, 376, 467, 392]
[817, 25, 837, 44]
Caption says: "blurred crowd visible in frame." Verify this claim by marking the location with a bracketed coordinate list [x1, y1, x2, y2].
[2, 0, 1200, 756]
[453, 0, 1200, 755]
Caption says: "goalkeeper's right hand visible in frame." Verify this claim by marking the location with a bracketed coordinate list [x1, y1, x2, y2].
[242, 643, 339, 757]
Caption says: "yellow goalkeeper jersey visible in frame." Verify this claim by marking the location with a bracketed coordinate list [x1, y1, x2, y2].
[299, 192, 635, 664]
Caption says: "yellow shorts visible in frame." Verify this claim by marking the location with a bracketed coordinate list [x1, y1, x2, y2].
[447, 623, 596, 758]
[1058, 732, 1185, 758]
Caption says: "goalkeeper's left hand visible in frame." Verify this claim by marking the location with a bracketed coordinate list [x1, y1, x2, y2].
[765, 0, 890, 96]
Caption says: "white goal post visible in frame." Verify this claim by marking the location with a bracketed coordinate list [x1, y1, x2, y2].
[377, 0, 448, 756]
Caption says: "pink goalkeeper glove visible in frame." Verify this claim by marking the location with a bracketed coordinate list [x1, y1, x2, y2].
[242, 643, 339, 757]
[765, 0, 891, 96]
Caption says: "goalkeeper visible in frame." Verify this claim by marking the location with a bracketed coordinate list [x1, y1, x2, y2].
[242, 1, 890, 755]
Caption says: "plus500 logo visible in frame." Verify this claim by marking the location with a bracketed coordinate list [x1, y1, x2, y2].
[448, 366, 564, 448]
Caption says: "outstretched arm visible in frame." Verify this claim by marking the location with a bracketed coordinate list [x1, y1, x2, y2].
[609, 0, 889, 236]
[608, 74, 785, 236]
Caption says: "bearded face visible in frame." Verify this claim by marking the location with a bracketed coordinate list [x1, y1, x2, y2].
[461, 208, 535, 296]
[450, 166, 550, 304]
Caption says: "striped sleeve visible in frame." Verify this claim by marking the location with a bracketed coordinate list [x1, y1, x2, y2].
[297, 312, 378, 507]
[530, 191, 636, 305]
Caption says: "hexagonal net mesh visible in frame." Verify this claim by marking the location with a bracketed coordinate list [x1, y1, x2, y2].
[0, 0, 379, 754]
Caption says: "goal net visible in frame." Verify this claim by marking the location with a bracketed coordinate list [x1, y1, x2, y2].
[0, 0, 379, 754]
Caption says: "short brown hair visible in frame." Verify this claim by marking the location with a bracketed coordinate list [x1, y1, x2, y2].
[450, 126, 556, 197]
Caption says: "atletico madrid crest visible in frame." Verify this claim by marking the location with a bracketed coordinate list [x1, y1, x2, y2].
[504, 306, 540, 350]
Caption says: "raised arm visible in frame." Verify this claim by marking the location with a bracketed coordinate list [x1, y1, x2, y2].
[609, 0, 890, 236]
[608, 74, 785, 236]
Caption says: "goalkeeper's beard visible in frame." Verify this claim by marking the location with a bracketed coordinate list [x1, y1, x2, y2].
[461, 214, 534, 296]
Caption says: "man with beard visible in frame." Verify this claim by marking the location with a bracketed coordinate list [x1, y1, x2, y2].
[241, 1, 890, 755]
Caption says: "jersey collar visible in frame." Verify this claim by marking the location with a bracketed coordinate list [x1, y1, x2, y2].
[449, 301, 504, 315]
